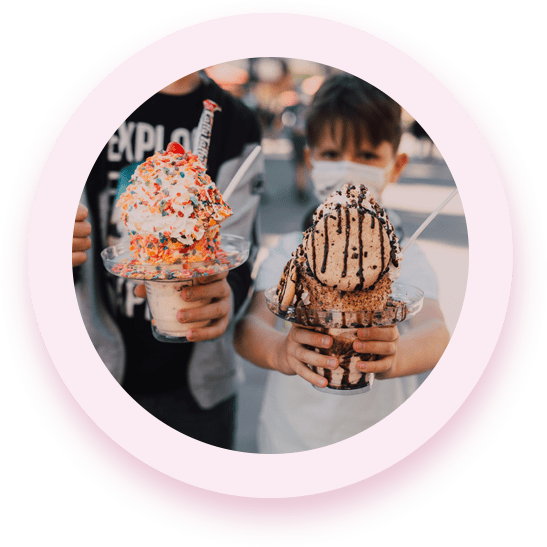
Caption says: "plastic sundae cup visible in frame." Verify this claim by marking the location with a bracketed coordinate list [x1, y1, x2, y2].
[101, 234, 251, 343]
[265, 283, 424, 395]
[144, 279, 207, 342]
[306, 326, 375, 393]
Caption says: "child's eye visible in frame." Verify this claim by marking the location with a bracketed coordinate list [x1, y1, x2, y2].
[359, 151, 378, 161]
[320, 150, 340, 160]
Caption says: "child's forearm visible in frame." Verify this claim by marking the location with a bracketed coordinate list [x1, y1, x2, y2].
[234, 317, 286, 372]
[394, 318, 450, 377]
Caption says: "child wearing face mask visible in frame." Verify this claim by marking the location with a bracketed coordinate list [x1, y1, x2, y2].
[234, 74, 450, 454]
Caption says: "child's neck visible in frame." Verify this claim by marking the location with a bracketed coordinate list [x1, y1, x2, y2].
[160, 73, 202, 96]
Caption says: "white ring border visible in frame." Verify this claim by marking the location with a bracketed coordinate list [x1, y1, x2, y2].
[28, 14, 512, 498]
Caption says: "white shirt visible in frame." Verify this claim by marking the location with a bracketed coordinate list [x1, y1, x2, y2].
[255, 232, 439, 454]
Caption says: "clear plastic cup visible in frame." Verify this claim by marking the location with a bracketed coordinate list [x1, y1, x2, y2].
[101, 234, 251, 343]
[144, 279, 207, 343]
[306, 327, 375, 395]
[265, 283, 425, 395]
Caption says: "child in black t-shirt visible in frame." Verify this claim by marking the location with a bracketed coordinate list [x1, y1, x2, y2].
[74, 71, 264, 449]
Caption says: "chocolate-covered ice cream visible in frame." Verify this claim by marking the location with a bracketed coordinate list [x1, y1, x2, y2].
[277, 183, 402, 312]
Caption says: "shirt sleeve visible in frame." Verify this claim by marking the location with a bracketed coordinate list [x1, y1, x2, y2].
[396, 243, 439, 301]
[226, 260, 253, 317]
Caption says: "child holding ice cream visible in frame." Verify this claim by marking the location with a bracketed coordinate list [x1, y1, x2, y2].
[234, 74, 450, 453]
[74, 71, 265, 450]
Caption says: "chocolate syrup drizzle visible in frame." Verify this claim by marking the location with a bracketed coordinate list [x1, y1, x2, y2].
[342, 208, 350, 278]
[309, 340, 371, 389]
[356, 209, 364, 290]
[298, 185, 402, 298]
[379, 220, 386, 273]
[311, 227, 317, 274]
[320, 216, 329, 274]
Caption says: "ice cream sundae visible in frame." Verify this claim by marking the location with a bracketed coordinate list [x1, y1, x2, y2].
[275, 183, 403, 390]
[114, 141, 233, 341]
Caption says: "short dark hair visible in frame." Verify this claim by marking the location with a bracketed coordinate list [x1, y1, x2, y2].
[306, 73, 403, 152]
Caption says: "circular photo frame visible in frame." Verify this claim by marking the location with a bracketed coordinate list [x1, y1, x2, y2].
[1, 1, 547, 545]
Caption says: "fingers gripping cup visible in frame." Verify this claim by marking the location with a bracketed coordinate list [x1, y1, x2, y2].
[145, 278, 207, 343]
[101, 235, 250, 342]
[265, 283, 424, 395]
[307, 327, 375, 393]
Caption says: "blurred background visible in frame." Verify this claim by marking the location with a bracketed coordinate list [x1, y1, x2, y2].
[204, 58, 469, 452]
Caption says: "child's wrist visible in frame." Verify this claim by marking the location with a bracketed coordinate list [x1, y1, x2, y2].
[393, 337, 409, 378]
[267, 335, 286, 373]
[274, 336, 297, 376]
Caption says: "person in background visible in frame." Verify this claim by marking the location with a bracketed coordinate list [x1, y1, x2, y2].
[234, 74, 450, 454]
[282, 92, 310, 203]
[73, 71, 265, 450]
[409, 119, 436, 159]
[247, 58, 294, 136]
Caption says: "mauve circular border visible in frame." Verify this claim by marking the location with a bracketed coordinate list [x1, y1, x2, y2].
[0, 0, 547, 546]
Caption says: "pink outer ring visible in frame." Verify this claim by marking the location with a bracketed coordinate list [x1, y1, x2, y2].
[1, 1, 547, 545]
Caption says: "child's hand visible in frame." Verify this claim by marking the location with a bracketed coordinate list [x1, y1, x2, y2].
[72, 203, 92, 267]
[276, 325, 338, 388]
[175, 271, 232, 342]
[353, 326, 400, 379]
[134, 271, 232, 342]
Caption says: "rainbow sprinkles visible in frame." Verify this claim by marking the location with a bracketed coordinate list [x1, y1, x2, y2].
[103, 243, 247, 281]
[102, 141, 249, 281]
[116, 142, 232, 265]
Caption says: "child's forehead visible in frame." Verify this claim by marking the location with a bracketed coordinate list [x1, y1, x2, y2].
[317, 118, 374, 147]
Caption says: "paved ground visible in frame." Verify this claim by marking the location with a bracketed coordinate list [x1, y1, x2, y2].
[233, 133, 469, 453]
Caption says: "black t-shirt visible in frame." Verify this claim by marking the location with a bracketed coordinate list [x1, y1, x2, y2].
[84, 77, 261, 395]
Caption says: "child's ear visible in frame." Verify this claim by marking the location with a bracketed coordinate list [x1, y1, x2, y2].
[390, 152, 409, 183]
[304, 146, 313, 171]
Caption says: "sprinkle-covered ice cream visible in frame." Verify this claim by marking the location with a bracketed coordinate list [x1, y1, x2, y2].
[116, 142, 232, 264]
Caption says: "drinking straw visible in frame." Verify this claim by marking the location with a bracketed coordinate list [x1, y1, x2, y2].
[223, 145, 262, 201]
[401, 188, 459, 253]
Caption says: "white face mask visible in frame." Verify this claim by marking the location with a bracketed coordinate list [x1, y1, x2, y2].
[310, 160, 393, 203]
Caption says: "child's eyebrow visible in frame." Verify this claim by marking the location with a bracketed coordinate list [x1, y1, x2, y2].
[360, 150, 380, 157]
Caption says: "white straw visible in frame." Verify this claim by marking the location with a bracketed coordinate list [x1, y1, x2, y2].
[402, 188, 459, 253]
[223, 145, 262, 201]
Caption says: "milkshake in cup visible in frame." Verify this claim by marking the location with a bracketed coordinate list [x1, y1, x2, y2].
[145, 279, 207, 342]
